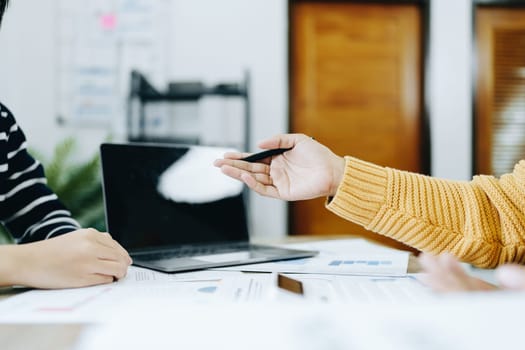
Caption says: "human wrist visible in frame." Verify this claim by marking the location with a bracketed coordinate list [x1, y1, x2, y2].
[0, 245, 27, 287]
[329, 155, 346, 197]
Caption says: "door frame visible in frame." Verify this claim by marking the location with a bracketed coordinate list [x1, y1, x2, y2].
[287, 0, 431, 238]
[471, 0, 525, 175]
[287, 0, 431, 175]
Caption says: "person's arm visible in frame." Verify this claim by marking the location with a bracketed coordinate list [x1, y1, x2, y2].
[0, 103, 131, 288]
[326, 156, 525, 268]
[215, 133, 525, 268]
[0, 103, 79, 242]
[0, 228, 131, 288]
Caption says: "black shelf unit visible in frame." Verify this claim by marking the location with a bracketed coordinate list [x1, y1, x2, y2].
[127, 70, 251, 151]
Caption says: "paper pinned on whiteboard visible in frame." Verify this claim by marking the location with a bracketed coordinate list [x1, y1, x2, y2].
[56, 0, 171, 126]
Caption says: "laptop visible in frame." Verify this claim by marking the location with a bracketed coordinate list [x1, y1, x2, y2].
[100, 143, 317, 273]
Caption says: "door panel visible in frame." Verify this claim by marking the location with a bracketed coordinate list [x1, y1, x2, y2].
[290, 2, 425, 250]
[475, 7, 525, 177]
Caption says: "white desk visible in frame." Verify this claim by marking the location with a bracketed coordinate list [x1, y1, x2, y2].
[0, 236, 425, 350]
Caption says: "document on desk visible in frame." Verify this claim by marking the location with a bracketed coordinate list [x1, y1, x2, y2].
[283, 274, 431, 303]
[217, 239, 410, 276]
[217, 253, 408, 276]
[282, 238, 405, 255]
[0, 267, 278, 323]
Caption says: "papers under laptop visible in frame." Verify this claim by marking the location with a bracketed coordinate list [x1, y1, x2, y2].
[100, 143, 316, 273]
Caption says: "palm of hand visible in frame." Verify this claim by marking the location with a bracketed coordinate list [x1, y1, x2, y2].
[269, 143, 334, 201]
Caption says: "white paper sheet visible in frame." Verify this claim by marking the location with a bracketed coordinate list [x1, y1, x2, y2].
[216, 252, 409, 276]
[0, 267, 281, 323]
[216, 238, 410, 275]
[118, 265, 234, 284]
[284, 274, 431, 303]
[0, 281, 225, 323]
[282, 238, 406, 255]
[75, 293, 525, 350]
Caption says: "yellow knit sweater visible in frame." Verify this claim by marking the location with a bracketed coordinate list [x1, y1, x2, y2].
[326, 156, 525, 268]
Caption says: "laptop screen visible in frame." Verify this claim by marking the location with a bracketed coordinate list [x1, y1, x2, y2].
[100, 143, 249, 251]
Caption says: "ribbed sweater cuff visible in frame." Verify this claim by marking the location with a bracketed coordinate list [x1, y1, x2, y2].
[326, 156, 388, 228]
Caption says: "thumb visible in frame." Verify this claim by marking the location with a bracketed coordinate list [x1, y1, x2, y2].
[495, 264, 525, 290]
[258, 133, 310, 150]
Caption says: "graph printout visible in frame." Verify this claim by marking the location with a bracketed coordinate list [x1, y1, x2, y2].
[216, 252, 409, 276]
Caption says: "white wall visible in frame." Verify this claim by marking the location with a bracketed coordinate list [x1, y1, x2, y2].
[0, 0, 474, 238]
[0, 1, 110, 160]
[428, 0, 472, 180]
[168, 0, 289, 238]
[0, 0, 289, 238]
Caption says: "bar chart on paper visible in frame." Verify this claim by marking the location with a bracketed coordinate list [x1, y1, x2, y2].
[328, 259, 393, 267]
[216, 253, 410, 276]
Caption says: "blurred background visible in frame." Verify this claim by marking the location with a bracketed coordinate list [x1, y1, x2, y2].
[0, 0, 521, 246]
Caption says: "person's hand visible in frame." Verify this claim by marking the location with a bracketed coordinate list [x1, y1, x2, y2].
[419, 253, 525, 292]
[213, 133, 345, 201]
[10, 228, 132, 289]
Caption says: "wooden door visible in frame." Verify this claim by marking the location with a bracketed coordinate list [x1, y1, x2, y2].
[475, 7, 525, 177]
[290, 2, 426, 250]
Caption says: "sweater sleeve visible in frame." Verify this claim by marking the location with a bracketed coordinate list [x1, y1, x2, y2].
[0, 103, 80, 243]
[326, 156, 525, 268]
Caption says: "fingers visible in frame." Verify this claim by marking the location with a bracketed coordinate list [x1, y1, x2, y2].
[496, 264, 525, 290]
[219, 164, 246, 182]
[253, 173, 273, 186]
[419, 253, 461, 273]
[214, 133, 314, 170]
[215, 159, 270, 174]
[240, 173, 280, 198]
[71, 273, 118, 288]
[86, 234, 130, 284]
[439, 253, 465, 275]
[107, 240, 132, 264]
[222, 151, 252, 160]
[91, 230, 132, 264]
[93, 260, 129, 280]
[95, 243, 129, 264]
[219, 162, 269, 181]
[418, 254, 458, 292]
[258, 133, 310, 150]
[419, 253, 469, 292]
[419, 253, 497, 292]
[86, 274, 115, 286]
[215, 133, 313, 167]
[221, 164, 274, 194]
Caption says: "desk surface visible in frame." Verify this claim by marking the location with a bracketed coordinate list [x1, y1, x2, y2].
[0, 324, 83, 350]
[0, 235, 421, 350]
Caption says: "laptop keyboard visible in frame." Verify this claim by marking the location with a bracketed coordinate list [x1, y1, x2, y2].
[133, 242, 252, 261]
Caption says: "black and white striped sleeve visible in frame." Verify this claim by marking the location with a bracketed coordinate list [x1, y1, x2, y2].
[0, 103, 80, 243]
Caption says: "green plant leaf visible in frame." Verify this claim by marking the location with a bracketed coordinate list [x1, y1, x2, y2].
[44, 137, 76, 190]
[54, 155, 100, 205]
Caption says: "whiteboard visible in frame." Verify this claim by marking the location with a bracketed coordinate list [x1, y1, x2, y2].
[55, 0, 171, 126]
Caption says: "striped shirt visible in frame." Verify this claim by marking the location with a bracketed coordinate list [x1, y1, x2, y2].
[0, 102, 80, 243]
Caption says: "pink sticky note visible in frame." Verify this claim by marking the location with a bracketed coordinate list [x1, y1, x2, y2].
[100, 14, 117, 30]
